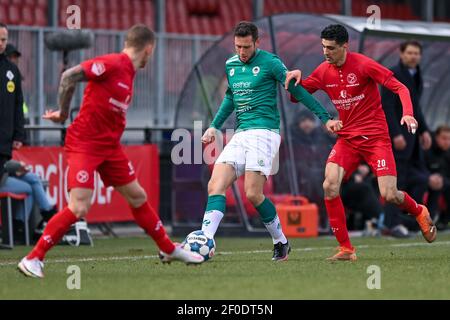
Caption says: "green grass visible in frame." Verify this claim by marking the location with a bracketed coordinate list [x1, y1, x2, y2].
[1, 233, 450, 299]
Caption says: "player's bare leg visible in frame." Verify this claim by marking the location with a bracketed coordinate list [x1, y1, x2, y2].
[200, 163, 237, 238]
[323, 163, 356, 261]
[116, 180, 203, 264]
[378, 175, 436, 243]
[18, 188, 92, 278]
[245, 171, 290, 261]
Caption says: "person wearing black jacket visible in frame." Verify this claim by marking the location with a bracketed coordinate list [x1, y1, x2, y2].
[0, 23, 25, 182]
[381, 40, 434, 233]
[425, 125, 450, 229]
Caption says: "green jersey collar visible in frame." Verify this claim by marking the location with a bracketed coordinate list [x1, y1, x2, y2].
[239, 48, 261, 65]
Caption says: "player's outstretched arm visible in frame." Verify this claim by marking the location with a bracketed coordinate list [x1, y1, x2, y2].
[43, 65, 87, 123]
[288, 81, 342, 133]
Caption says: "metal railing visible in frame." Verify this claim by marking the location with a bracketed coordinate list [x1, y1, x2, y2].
[9, 26, 220, 138]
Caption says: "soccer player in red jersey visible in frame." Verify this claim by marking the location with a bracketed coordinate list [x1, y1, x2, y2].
[18, 25, 203, 278]
[285, 24, 436, 261]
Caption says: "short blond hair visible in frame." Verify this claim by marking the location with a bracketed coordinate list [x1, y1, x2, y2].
[125, 24, 155, 51]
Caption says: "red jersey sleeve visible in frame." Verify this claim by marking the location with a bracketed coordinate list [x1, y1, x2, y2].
[361, 55, 413, 117]
[361, 55, 394, 86]
[81, 55, 118, 82]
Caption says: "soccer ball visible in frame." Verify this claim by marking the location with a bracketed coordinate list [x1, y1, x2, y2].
[182, 230, 216, 261]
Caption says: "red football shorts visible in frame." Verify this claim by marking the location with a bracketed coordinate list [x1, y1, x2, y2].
[66, 147, 136, 190]
[327, 135, 397, 181]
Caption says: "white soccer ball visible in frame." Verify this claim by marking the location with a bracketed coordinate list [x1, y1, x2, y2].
[182, 230, 216, 261]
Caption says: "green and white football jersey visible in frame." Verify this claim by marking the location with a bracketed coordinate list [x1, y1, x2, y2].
[211, 49, 331, 132]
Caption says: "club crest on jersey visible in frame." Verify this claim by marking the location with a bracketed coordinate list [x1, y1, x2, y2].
[252, 66, 260, 76]
[76, 170, 89, 183]
[347, 73, 357, 84]
[91, 62, 106, 76]
[229, 68, 235, 77]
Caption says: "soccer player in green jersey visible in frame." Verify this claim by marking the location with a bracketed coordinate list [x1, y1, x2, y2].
[201, 21, 342, 261]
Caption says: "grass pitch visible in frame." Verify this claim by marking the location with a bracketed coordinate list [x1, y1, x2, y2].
[1, 233, 449, 300]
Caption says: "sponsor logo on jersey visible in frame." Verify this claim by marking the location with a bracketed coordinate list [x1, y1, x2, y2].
[328, 149, 336, 159]
[118, 82, 130, 90]
[332, 93, 365, 110]
[91, 62, 106, 76]
[109, 97, 130, 112]
[127, 161, 135, 175]
[229, 68, 235, 77]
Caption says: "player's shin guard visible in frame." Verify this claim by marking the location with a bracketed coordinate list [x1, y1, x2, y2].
[325, 196, 353, 250]
[27, 207, 78, 261]
[256, 198, 287, 244]
[398, 191, 422, 216]
[131, 202, 175, 254]
[202, 195, 226, 238]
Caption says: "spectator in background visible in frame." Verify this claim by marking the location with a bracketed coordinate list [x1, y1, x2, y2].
[5, 43, 21, 65]
[341, 163, 385, 236]
[381, 40, 434, 236]
[425, 125, 450, 230]
[290, 109, 335, 229]
[5, 43, 30, 130]
[0, 23, 25, 182]
[0, 160, 57, 243]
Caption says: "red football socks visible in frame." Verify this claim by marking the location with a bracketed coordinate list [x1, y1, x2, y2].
[398, 191, 422, 216]
[131, 202, 175, 254]
[27, 207, 78, 261]
[325, 196, 353, 250]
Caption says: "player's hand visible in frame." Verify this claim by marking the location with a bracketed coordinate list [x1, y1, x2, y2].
[201, 127, 217, 144]
[12, 140, 23, 150]
[420, 131, 432, 150]
[284, 70, 302, 90]
[325, 119, 343, 133]
[400, 115, 418, 134]
[393, 134, 407, 150]
[42, 109, 68, 123]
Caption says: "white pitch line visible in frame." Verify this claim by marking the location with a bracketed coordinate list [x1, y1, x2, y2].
[1, 240, 449, 267]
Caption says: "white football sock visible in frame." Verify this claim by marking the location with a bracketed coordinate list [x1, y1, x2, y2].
[201, 210, 224, 238]
[264, 215, 288, 244]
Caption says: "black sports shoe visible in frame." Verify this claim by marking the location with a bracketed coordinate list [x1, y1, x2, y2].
[272, 241, 291, 261]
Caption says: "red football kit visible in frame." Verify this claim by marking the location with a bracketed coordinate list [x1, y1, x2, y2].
[290, 52, 432, 254]
[293, 52, 414, 180]
[25, 52, 182, 264]
[65, 53, 137, 189]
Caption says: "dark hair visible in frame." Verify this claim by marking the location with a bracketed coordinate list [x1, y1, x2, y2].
[321, 24, 348, 45]
[436, 125, 450, 136]
[125, 24, 155, 51]
[0, 23, 7, 30]
[234, 21, 258, 42]
[400, 40, 422, 53]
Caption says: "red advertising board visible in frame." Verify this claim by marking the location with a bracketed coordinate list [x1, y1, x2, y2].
[13, 145, 159, 223]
